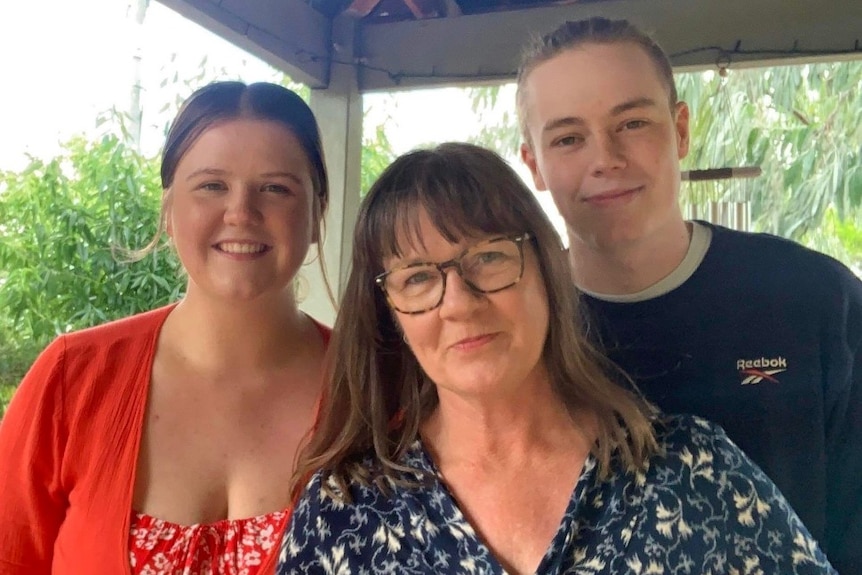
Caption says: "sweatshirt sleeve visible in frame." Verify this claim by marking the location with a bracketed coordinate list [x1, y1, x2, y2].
[0, 337, 69, 574]
[821, 269, 862, 574]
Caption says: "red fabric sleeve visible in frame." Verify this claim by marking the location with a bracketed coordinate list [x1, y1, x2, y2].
[0, 337, 69, 574]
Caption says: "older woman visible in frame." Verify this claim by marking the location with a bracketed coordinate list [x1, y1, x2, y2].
[278, 143, 834, 574]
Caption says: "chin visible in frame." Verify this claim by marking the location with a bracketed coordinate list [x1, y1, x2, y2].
[208, 284, 273, 303]
[596, 219, 653, 249]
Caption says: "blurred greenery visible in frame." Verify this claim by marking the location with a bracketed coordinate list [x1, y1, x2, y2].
[676, 62, 862, 263]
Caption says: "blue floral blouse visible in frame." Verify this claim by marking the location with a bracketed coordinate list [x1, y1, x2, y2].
[278, 415, 836, 574]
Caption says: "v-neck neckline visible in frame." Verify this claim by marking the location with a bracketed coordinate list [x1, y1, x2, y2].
[414, 439, 599, 575]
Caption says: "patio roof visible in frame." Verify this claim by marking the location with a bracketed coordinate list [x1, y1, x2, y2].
[158, 0, 862, 91]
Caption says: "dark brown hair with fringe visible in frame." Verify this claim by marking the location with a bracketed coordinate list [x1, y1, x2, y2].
[291, 142, 658, 500]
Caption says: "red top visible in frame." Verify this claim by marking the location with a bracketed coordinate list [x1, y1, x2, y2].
[0, 305, 329, 575]
[129, 510, 287, 575]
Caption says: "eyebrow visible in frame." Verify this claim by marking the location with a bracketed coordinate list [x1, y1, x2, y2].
[542, 97, 659, 134]
[185, 168, 304, 186]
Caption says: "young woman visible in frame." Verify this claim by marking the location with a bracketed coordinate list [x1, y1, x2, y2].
[0, 81, 331, 574]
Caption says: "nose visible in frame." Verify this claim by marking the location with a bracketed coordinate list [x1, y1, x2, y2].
[590, 131, 626, 176]
[437, 267, 484, 318]
[224, 187, 262, 226]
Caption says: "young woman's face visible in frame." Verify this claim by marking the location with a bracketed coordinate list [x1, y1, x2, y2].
[166, 118, 317, 304]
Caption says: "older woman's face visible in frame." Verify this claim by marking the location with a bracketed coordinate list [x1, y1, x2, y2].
[385, 209, 550, 402]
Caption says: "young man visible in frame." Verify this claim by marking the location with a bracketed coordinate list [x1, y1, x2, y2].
[518, 17, 860, 572]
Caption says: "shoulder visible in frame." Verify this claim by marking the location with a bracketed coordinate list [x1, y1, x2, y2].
[61, 304, 175, 351]
[704, 222, 858, 282]
[281, 469, 386, 571]
[22, 305, 174, 413]
[654, 413, 786, 484]
[642, 415, 834, 570]
[654, 412, 733, 451]
[282, 445, 433, 565]
[291, 446, 427, 522]
[10, 305, 172, 400]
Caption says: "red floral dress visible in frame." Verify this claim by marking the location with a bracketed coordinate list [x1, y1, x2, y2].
[129, 510, 287, 575]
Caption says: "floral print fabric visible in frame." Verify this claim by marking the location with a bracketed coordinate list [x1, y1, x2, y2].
[278, 415, 836, 574]
[130, 510, 286, 575]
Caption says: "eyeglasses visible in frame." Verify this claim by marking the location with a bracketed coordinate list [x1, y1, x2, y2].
[375, 233, 531, 314]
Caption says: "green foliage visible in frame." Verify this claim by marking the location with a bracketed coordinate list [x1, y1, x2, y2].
[0, 384, 14, 420]
[0, 133, 183, 344]
[467, 85, 521, 158]
[361, 124, 396, 196]
[0, 132, 183, 410]
[799, 208, 862, 273]
[677, 61, 862, 241]
[0, 338, 43, 418]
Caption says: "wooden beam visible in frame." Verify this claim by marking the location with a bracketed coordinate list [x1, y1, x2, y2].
[402, 0, 442, 19]
[344, 0, 384, 18]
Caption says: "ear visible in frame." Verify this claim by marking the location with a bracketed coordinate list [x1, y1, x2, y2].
[520, 142, 548, 191]
[674, 101, 691, 160]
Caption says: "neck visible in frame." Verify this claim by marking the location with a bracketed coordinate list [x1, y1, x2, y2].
[570, 219, 692, 295]
[164, 288, 311, 372]
[422, 372, 594, 468]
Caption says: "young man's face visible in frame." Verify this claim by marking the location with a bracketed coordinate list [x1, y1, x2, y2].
[520, 42, 690, 252]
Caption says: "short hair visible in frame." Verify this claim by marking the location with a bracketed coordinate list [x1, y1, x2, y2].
[292, 142, 657, 500]
[516, 17, 678, 144]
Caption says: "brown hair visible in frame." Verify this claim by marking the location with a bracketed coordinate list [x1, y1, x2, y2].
[516, 17, 678, 145]
[292, 142, 657, 499]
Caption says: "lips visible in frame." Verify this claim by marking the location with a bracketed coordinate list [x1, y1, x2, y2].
[582, 185, 643, 205]
[450, 333, 498, 351]
[214, 241, 270, 254]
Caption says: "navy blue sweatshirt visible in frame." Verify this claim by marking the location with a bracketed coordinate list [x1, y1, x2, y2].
[581, 223, 862, 573]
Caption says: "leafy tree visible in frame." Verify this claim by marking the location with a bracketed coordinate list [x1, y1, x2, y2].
[677, 62, 862, 247]
[467, 84, 520, 158]
[362, 124, 396, 196]
[0, 134, 181, 343]
[0, 131, 181, 416]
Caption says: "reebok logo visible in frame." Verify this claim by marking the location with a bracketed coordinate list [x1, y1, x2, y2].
[737, 357, 787, 385]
